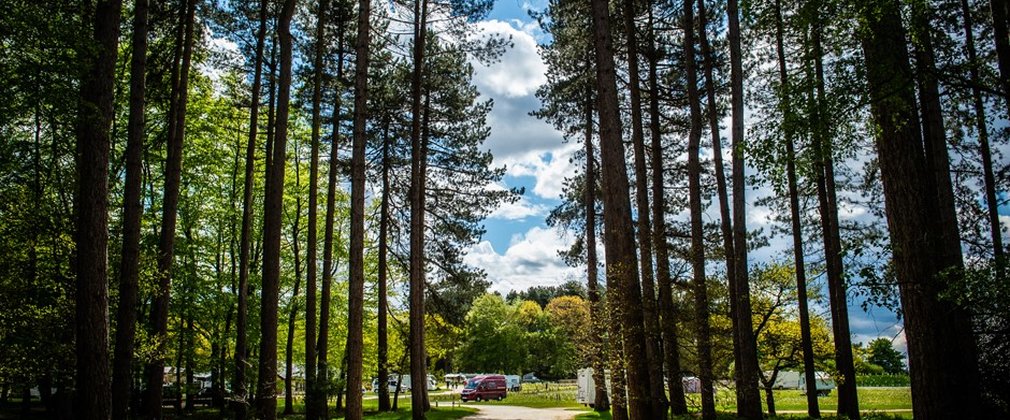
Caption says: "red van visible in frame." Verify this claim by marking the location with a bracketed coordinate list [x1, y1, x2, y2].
[460, 374, 507, 402]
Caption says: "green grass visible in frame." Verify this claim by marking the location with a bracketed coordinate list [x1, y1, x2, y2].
[571, 387, 913, 419]
[759, 388, 912, 412]
[573, 409, 613, 419]
[426, 383, 584, 409]
[333, 406, 477, 419]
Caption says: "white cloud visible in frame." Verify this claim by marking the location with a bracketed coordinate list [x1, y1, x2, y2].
[472, 20, 547, 98]
[501, 143, 580, 200]
[465, 226, 581, 293]
[469, 19, 567, 168]
[487, 195, 550, 220]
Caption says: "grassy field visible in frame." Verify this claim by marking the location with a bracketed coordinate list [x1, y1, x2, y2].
[0, 396, 476, 420]
[573, 412, 910, 420]
[569, 387, 912, 419]
[0, 386, 911, 419]
[429, 383, 583, 409]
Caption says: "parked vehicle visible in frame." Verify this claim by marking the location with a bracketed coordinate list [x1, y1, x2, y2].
[521, 373, 541, 383]
[445, 373, 468, 388]
[460, 374, 507, 402]
[768, 371, 836, 396]
[576, 368, 611, 406]
[504, 375, 521, 391]
[372, 374, 438, 392]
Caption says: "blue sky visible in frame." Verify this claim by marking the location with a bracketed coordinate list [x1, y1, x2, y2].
[465, 0, 909, 350]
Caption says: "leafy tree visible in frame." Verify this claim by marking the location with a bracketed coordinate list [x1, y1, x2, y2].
[750, 263, 834, 415]
[867, 338, 905, 375]
[457, 294, 523, 373]
[505, 281, 587, 307]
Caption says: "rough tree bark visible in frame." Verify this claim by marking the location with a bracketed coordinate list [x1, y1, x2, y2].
[304, 1, 328, 418]
[234, 1, 268, 418]
[857, 0, 983, 417]
[698, 1, 743, 402]
[346, 0, 372, 414]
[620, 0, 667, 416]
[606, 289, 628, 420]
[378, 117, 392, 412]
[283, 168, 304, 416]
[772, 0, 820, 414]
[582, 85, 610, 412]
[74, 0, 122, 418]
[647, 4, 688, 415]
[317, 19, 346, 420]
[989, 0, 1010, 113]
[144, 0, 195, 416]
[683, 0, 717, 417]
[809, 6, 859, 417]
[408, 0, 431, 417]
[727, 0, 763, 416]
[588, 0, 652, 417]
[961, 0, 1004, 260]
[257, 0, 297, 418]
[111, 0, 147, 416]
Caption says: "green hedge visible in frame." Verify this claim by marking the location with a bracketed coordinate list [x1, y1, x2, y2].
[857, 374, 910, 387]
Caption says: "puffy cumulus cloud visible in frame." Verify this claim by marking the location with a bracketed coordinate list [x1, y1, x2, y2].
[472, 20, 547, 98]
[501, 143, 580, 200]
[469, 20, 566, 164]
[464, 226, 582, 293]
[487, 195, 550, 220]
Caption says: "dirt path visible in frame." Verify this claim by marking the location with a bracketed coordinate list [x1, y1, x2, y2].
[462, 404, 579, 420]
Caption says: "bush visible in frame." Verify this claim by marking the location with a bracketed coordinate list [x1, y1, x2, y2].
[856, 374, 910, 387]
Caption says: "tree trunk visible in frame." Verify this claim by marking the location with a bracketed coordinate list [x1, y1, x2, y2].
[652, 4, 685, 416]
[857, 1, 983, 417]
[683, 2, 718, 418]
[264, 35, 278, 182]
[378, 118, 392, 412]
[606, 290, 629, 420]
[258, 0, 298, 418]
[727, 0, 763, 417]
[765, 384, 776, 416]
[683, 0, 716, 418]
[625, 3, 669, 418]
[111, 0, 148, 417]
[174, 316, 185, 412]
[317, 18, 346, 420]
[989, 0, 1010, 112]
[408, 0, 431, 417]
[961, 0, 1004, 260]
[773, 0, 820, 415]
[284, 179, 304, 416]
[345, 0, 372, 415]
[234, 2, 268, 419]
[184, 315, 195, 413]
[303, 1, 328, 415]
[74, 2, 122, 419]
[583, 86, 610, 412]
[698, 0, 742, 404]
[809, 8, 859, 418]
[144, 0, 195, 416]
[588, 0, 651, 417]
[620, 0, 667, 417]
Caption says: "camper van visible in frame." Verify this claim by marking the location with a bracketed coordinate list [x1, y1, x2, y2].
[460, 374, 507, 402]
[505, 375, 521, 391]
[769, 371, 836, 396]
[372, 374, 438, 392]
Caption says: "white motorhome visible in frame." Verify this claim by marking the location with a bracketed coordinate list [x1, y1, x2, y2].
[768, 371, 835, 396]
[372, 374, 438, 392]
[505, 375, 521, 391]
[577, 368, 613, 406]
